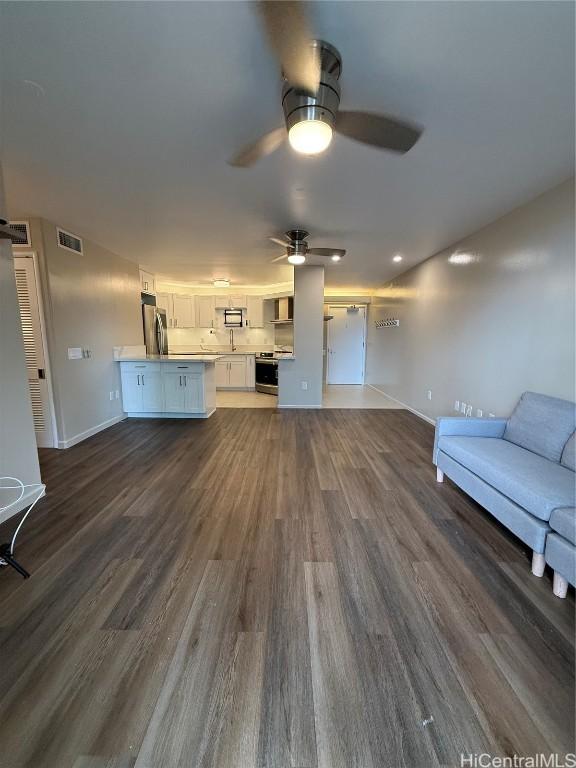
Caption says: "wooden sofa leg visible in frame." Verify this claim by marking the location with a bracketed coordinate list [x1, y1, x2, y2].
[553, 571, 568, 598]
[436, 467, 444, 483]
[531, 551, 545, 577]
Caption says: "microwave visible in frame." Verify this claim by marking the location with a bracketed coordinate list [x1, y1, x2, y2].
[224, 309, 243, 327]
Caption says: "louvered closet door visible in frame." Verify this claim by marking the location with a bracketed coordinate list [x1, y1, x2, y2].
[13, 257, 54, 447]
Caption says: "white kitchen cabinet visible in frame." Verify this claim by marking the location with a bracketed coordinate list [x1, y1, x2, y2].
[245, 296, 264, 328]
[214, 295, 247, 309]
[196, 295, 216, 328]
[139, 269, 156, 295]
[228, 360, 247, 388]
[120, 362, 163, 412]
[157, 293, 196, 328]
[163, 371, 203, 412]
[215, 361, 229, 388]
[172, 294, 196, 328]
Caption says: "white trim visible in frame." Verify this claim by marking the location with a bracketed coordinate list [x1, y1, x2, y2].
[278, 404, 322, 409]
[58, 415, 125, 449]
[14, 251, 59, 447]
[56, 226, 83, 255]
[125, 410, 215, 419]
[0, 486, 44, 526]
[367, 385, 436, 425]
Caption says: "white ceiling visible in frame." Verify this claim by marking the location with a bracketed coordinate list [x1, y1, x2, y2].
[1, 2, 574, 291]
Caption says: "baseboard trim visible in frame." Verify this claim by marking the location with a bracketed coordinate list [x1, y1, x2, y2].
[367, 385, 436, 425]
[0, 485, 46, 526]
[278, 404, 323, 409]
[58, 415, 126, 449]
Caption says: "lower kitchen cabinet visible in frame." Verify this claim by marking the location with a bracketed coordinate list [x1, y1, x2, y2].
[120, 363, 163, 412]
[215, 355, 255, 390]
[119, 360, 214, 416]
[163, 372, 203, 412]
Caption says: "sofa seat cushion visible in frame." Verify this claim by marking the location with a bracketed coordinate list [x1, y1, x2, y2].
[503, 391, 575, 463]
[549, 507, 576, 545]
[437, 436, 576, 521]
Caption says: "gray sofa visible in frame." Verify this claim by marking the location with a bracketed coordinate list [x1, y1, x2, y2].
[433, 392, 575, 597]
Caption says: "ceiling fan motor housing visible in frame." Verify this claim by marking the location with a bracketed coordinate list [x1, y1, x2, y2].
[282, 41, 342, 133]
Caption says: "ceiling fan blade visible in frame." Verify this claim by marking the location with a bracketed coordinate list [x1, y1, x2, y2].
[270, 252, 289, 263]
[307, 247, 346, 257]
[269, 236, 292, 248]
[335, 110, 422, 154]
[228, 126, 286, 167]
[256, 1, 320, 94]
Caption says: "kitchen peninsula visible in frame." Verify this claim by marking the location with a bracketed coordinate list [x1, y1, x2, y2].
[115, 354, 223, 418]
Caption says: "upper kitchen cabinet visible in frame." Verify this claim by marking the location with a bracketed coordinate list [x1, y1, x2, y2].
[245, 296, 264, 328]
[196, 295, 216, 328]
[214, 295, 247, 309]
[156, 292, 196, 328]
[139, 269, 156, 295]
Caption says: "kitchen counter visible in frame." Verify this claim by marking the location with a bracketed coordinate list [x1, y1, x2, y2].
[115, 354, 224, 362]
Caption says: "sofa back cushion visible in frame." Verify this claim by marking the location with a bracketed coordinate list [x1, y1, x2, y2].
[561, 432, 575, 471]
[504, 392, 576, 463]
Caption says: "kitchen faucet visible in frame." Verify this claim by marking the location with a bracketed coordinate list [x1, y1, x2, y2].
[229, 329, 236, 351]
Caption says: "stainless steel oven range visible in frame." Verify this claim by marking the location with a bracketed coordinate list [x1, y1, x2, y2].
[255, 352, 278, 395]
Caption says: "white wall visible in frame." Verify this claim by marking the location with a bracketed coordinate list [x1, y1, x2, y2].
[279, 266, 324, 408]
[21, 217, 143, 448]
[366, 179, 575, 421]
[0, 165, 42, 522]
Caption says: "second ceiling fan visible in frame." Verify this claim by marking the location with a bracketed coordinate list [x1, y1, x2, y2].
[230, 1, 423, 167]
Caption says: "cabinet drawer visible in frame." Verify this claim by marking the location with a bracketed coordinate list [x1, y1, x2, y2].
[160, 361, 203, 374]
[120, 361, 161, 373]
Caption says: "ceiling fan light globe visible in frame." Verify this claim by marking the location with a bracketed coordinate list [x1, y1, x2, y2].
[331, 254, 342, 262]
[287, 253, 306, 265]
[288, 120, 333, 155]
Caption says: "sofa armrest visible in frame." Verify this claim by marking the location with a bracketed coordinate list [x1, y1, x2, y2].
[433, 417, 508, 464]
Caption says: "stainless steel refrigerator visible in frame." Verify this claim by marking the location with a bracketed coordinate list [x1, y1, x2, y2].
[142, 294, 168, 355]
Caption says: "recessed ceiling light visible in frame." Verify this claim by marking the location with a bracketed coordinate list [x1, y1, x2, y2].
[393, 254, 403, 263]
[213, 278, 230, 287]
[331, 254, 342, 262]
[287, 253, 306, 265]
[449, 252, 476, 265]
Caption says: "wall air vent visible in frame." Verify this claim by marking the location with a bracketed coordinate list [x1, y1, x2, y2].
[8, 221, 31, 247]
[57, 227, 83, 255]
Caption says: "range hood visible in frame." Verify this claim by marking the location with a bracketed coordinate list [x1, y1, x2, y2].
[269, 297, 293, 324]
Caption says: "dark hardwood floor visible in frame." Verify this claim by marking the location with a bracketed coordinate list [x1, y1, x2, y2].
[0, 409, 573, 768]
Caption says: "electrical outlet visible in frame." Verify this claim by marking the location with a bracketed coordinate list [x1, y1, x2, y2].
[454, 400, 460, 411]
[427, 390, 432, 401]
[109, 391, 114, 401]
[301, 381, 308, 391]
[477, 408, 483, 417]
[466, 405, 473, 416]
[460, 402, 467, 414]
[115, 390, 120, 399]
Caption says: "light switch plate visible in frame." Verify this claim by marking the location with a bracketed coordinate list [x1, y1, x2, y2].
[68, 347, 82, 360]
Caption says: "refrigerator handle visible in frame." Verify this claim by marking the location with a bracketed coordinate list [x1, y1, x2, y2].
[155, 312, 164, 356]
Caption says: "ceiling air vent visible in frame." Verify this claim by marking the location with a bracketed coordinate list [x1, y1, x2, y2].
[57, 227, 83, 255]
[8, 221, 31, 247]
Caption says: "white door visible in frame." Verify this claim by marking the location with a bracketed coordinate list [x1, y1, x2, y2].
[163, 373, 186, 412]
[228, 360, 247, 388]
[184, 373, 203, 412]
[140, 371, 164, 411]
[172, 294, 195, 328]
[215, 361, 229, 388]
[327, 306, 366, 384]
[13, 256, 55, 447]
[120, 370, 143, 413]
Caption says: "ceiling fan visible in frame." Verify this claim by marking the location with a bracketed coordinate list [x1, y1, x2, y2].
[269, 229, 345, 265]
[229, 1, 422, 167]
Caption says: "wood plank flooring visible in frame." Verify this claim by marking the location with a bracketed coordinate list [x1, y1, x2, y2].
[0, 409, 573, 768]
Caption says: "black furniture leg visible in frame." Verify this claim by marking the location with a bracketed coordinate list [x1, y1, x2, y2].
[0, 543, 30, 579]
